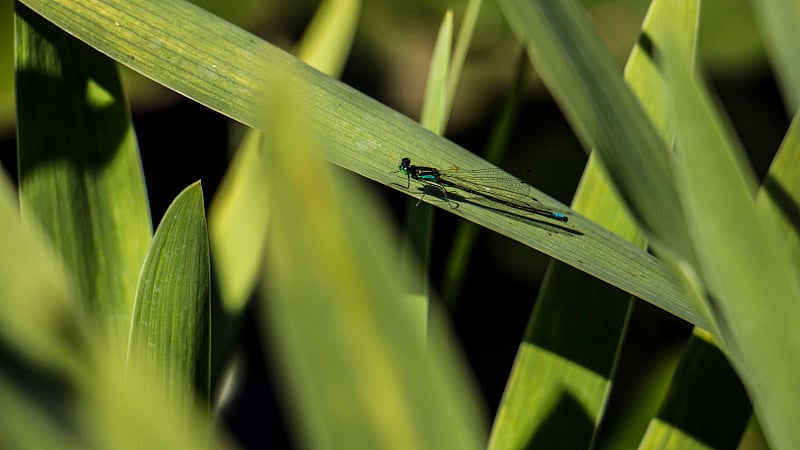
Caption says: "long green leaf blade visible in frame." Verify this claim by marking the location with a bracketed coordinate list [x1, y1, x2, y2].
[495, 0, 695, 263]
[665, 33, 800, 450]
[17, 0, 706, 328]
[127, 182, 211, 414]
[446, 0, 481, 116]
[490, 1, 698, 447]
[14, 2, 152, 349]
[420, 10, 452, 135]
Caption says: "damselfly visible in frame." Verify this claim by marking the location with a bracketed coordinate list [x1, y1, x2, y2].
[397, 157, 568, 222]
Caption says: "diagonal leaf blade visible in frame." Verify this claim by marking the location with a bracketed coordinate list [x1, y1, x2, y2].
[490, 1, 699, 447]
[665, 33, 800, 450]
[17, 0, 706, 328]
[495, 0, 694, 260]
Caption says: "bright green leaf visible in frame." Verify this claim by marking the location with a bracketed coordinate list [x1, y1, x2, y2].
[757, 113, 800, 271]
[420, 10, 452, 135]
[209, 130, 266, 313]
[210, 0, 360, 313]
[446, 0, 481, 116]
[127, 182, 211, 415]
[14, 2, 152, 351]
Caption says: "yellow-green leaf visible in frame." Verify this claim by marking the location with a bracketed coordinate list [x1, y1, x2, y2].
[259, 81, 486, 449]
[294, 0, 360, 79]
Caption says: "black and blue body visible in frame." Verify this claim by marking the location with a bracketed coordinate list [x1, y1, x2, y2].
[398, 157, 568, 223]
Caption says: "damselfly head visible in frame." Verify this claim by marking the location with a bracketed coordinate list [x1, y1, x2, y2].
[399, 157, 412, 173]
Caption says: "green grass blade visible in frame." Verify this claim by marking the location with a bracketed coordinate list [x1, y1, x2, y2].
[17, 0, 707, 327]
[758, 113, 800, 270]
[259, 81, 485, 449]
[495, 0, 695, 262]
[665, 34, 800, 450]
[420, 10, 452, 135]
[14, 2, 152, 350]
[638, 329, 750, 450]
[446, 0, 481, 116]
[400, 9, 454, 334]
[634, 42, 800, 450]
[294, 0, 360, 79]
[127, 182, 211, 414]
[441, 50, 529, 304]
[490, 1, 697, 447]
[209, 130, 266, 313]
[746, 0, 800, 112]
[628, 2, 749, 448]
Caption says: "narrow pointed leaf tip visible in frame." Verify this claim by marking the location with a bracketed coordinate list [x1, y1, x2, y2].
[127, 181, 211, 414]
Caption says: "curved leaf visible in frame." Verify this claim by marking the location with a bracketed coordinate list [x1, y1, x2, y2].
[127, 182, 210, 414]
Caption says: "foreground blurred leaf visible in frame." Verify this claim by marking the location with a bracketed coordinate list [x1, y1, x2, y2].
[18, 0, 706, 328]
[665, 34, 800, 450]
[259, 80, 485, 449]
[14, 2, 152, 350]
[127, 182, 211, 416]
[0, 168, 225, 449]
[0, 166, 89, 379]
[210, 0, 359, 313]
